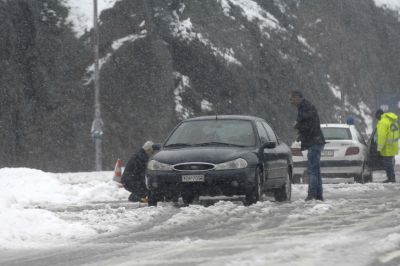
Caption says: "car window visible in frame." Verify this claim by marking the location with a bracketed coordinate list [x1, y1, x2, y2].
[165, 119, 256, 147]
[262, 122, 278, 143]
[321, 127, 352, 140]
[256, 122, 269, 143]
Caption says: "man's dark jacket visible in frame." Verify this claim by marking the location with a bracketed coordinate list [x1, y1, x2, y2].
[295, 99, 325, 150]
[121, 148, 149, 196]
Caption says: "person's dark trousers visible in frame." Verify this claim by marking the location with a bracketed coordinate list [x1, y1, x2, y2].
[382, 156, 396, 182]
[307, 144, 324, 200]
[124, 181, 148, 201]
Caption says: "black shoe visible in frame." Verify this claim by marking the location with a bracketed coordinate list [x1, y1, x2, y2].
[128, 193, 141, 202]
[316, 196, 324, 201]
[305, 196, 314, 201]
[383, 179, 395, 183]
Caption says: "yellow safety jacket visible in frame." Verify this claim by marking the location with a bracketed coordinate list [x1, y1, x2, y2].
[377, 112, 399, 156]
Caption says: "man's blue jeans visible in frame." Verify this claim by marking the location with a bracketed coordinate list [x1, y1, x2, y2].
[307, 144, 324, 199]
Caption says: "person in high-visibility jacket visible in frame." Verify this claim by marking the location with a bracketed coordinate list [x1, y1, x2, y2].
[376, 109, 399, 183]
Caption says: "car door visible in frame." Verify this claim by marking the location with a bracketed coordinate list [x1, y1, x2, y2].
[255, 121, 280, 181]
[366, 128, 385, 170]
[262, 122, 290, 179]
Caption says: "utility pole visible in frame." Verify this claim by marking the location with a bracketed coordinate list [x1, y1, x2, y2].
[91, 0, 103, 171]
[338, 0, 346, 122]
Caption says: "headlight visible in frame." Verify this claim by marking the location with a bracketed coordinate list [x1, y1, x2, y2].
[214, 158, 248, 170]
[147, 160, 173, 171]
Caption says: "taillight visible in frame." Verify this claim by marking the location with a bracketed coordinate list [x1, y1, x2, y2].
[291, 147, 303, 156]
[345, 147, 360, 155]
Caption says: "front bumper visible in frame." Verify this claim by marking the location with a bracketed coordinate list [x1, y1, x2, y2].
[146, 167, 257, 196]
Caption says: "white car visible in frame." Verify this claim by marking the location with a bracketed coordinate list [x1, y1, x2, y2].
[291, 123, 372, 183]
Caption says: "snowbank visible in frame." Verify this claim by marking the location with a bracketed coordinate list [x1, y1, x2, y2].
[0, 168, 128, 249]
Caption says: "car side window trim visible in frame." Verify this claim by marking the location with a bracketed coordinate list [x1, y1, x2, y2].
[262, 122, 278, 144]
[256, 121, 270, 143]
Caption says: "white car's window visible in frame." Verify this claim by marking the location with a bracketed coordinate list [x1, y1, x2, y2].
[321, 127, 352, 140]
[165, 120, 256, 147]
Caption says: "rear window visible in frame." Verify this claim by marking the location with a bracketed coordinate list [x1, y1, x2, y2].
[165, 119, 256, 147]
[321, 127, 352, 140]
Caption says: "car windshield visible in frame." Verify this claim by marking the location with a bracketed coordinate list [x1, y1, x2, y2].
[321, 127, 352, 140]
[165, 119, 256, 147]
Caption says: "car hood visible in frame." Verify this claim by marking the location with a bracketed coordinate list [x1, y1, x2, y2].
[152, 147, 254, 165]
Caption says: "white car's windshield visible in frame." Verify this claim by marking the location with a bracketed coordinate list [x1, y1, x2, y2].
[165, 120, 256, 147]
[322, 127, 352, 140]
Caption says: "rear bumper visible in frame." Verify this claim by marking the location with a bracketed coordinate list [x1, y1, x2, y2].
[293, 160, 363, 178]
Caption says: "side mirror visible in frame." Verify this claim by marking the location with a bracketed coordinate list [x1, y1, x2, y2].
[152, 143, 162, 151]
[262, 141, 276, 149]
[258, 141, 276, 159]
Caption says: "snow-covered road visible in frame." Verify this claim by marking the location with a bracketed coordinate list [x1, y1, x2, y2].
[0, 168, 400, 266]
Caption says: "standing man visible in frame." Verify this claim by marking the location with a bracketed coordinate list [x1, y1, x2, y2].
[375, 109, 399, 183]
[122, 141, 155, 202]
[289, 90, 326, 201]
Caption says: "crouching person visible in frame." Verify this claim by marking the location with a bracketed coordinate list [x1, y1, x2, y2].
[121, 141, 155, 202]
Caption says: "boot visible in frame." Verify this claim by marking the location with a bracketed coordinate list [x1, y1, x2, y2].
[128, 193, 141, 202]
[383, 179, 395, 183]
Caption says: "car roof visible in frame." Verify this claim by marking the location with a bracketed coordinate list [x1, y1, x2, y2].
[320, 123, 353, 128]
[184, 115, 264, 122]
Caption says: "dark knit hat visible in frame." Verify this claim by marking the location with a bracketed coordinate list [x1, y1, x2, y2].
[375, 109, 384, 120]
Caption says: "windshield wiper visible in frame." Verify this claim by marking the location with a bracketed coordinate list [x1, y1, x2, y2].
[164, 143, 193, 148]
[194, 142, 246, 147]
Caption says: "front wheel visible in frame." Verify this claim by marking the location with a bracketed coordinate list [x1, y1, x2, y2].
[274, 170, 292, 202]
[244, 167, 263, 206]
[182, 192, 195, 205]
[147, 191, 158, 206]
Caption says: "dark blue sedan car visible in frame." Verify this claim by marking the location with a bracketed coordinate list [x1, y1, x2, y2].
[145, 115, 293, 206]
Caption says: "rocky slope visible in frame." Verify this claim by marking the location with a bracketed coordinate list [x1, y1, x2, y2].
[0, 0, 399, 171]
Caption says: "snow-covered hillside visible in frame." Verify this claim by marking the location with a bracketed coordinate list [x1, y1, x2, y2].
[63, 0, 120, 36]
[374, 0, 400, 18]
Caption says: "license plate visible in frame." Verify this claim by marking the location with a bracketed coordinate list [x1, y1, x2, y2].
[321, 149, 334, 157]
[182, 175, 205, 182]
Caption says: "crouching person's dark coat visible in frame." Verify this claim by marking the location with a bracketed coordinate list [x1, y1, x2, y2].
[121, 148, 149, 198]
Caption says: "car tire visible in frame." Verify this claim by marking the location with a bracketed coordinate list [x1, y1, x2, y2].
[148, 191, 158, 207]
[355, 161, 369, 183]
[182, 192, 195, 205]
[292, 175, 301, 184]
[244, 167, 262, 206]
[354, 174, 364, 183]
[364, 172, 373, 183]
[274, 170, 292, 202]
[302, 172, 309, 184]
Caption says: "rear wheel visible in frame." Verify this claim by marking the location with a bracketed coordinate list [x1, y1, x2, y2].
[244, 167, 263, 206]
[292, 175, 301, 184]
[274, 170, 292, 202]
[354, 174, 364, 183]
[355, 161, 370, 183]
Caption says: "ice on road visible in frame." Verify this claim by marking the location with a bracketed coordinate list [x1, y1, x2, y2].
[0, 168, 400, 266]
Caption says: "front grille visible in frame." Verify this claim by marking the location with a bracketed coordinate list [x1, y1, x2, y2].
[173, 163, 215, 171]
